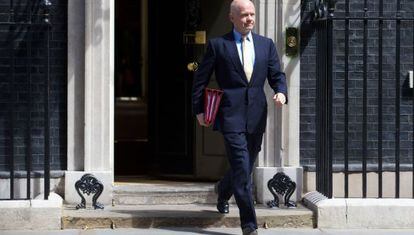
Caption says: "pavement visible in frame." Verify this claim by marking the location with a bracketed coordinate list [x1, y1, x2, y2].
[1, 228, 414, 235]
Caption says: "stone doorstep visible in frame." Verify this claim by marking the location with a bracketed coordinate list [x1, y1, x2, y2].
[113, 182, 236, 205]
[61, 204, 315, 229]
[114, 192, 218, 205]
[113, 182, 215, 193]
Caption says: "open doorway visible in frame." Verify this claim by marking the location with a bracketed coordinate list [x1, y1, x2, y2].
[114, 0, 149, 176]
[115, 0, 198, 177]
[115, 0, 230, 179]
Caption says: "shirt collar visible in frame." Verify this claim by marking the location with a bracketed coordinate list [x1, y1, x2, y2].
[233, 29, 252, 42]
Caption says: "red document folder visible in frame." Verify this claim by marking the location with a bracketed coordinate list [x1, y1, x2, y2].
[204, 88, 223, 125]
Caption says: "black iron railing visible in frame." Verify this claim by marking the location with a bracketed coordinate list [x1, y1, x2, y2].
[315, 0, 334, 198]
[1, 0, 52, 200]
[314, 0, 414, 198]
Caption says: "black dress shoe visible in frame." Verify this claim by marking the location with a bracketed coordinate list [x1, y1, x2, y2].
[216, 200, 229, 214]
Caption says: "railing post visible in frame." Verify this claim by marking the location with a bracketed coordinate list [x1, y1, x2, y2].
[41, 0, 52, 200]
[315, 0, 334, 198]
[8, 0, 15, 200]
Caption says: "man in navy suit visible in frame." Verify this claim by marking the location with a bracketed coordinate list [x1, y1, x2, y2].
[192, 0, 287, 234]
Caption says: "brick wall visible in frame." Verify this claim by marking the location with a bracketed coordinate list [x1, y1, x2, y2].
[0, 0, 67, 171]
[300, 0, 414, 167]
[300, 0, 318, 166]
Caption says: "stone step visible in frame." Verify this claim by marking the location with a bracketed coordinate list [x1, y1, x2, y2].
[113, 181, 218, 205]
[62, 204, 315, 229]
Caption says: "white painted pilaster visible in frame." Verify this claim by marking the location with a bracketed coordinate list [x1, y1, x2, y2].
[67, 0, 85, 171]
[84, 0, 114, 173]
[65, 0, 115, 205]
[254, 0, 302, 204]
[280, 0, 301, 168]
[255, 0, 282, 168]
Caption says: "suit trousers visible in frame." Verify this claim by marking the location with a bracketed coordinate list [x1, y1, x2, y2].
[216, 132, 264, 230]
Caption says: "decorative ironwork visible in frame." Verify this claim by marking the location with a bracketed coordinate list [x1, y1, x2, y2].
[0, 0, 53, 201]
[75, 174, 104, 209]
[266, 172, 296, 208]
[314, 0, 336, 198]
[185, 0, 201, 31]
[313, 0, 414, 199]
[41, 0, 52, 24]
[313, 0, 327, 20]
[327, 0, 337, 16]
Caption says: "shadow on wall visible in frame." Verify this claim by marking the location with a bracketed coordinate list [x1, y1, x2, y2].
[68, 0, 85, 171]
[89, 0, 110, 47]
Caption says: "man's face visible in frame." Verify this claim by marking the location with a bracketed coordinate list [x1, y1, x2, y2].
[230, 1, 255, 35]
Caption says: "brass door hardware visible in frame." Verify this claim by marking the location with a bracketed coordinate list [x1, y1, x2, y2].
[286, 27, 299, 57]
[183, 30, 206, 45]
[187, 62, 199, 72]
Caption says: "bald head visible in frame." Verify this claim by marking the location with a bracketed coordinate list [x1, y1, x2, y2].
[229, 0, 255, 35]
[230, 0, 254, 15]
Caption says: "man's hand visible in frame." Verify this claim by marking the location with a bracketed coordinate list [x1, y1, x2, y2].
[196, 113, 210, 127]
[273, 93, 286, 107]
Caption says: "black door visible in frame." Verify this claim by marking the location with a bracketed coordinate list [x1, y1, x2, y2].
[148, 0, 197, 175]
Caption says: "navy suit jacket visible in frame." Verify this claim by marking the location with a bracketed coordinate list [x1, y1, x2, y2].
[192, 31, 288, 134]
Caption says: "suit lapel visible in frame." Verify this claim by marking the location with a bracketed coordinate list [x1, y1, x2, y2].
[224, 32, 248, 83]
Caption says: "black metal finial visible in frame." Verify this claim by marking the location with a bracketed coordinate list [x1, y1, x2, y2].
[327, 0, 337, 17]
[9, 0, 14, 22]
[41, 0, 52, 24]
[313, 0, 327, 20]
[313, 0, 336, 20]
